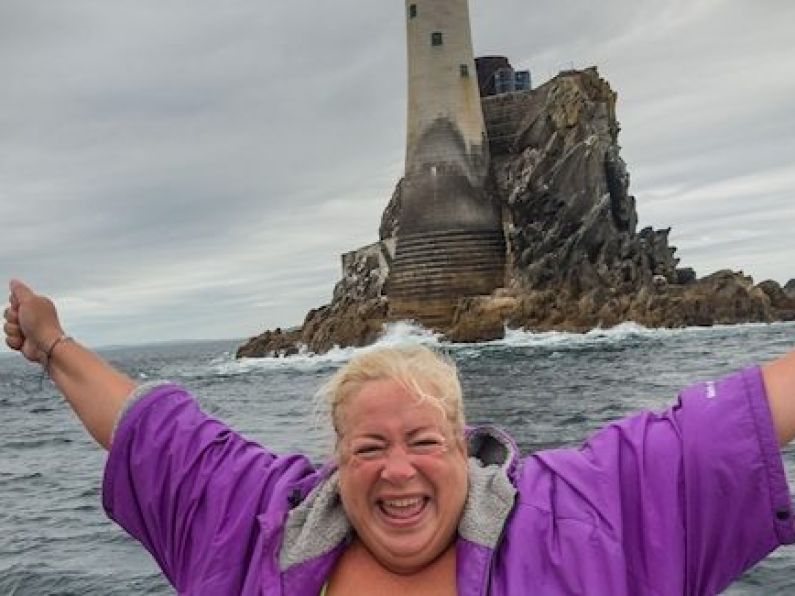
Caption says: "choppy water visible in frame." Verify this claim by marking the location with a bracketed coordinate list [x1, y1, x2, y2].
[1, 321, 794, 594]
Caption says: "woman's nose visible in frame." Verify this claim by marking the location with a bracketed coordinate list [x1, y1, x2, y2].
[380, 446, 417, 483]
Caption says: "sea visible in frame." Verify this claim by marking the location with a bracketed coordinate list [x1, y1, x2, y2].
[1, 321, 794, 595]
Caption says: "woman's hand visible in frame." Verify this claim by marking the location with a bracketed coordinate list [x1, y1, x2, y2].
[4, 279, 66, 364]
[5, 279, 134, 450]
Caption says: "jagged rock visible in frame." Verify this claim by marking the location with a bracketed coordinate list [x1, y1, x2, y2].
[300, 298, 390, 353]
[236, 327, 302, 359]
[236, 298, 391, 358]
[758, 280, 789, 306]
[624, 271, 772, 328]
[492, 68, 678, 296]
[332, 241, 393, 303]
[237, 68, 792, 358]
[444, 297, 517, 343]
[757, 280, 795, 320]
[440, 270, 786, 345]
[379, 179, 404, 241]
[676, 268, 697, 285]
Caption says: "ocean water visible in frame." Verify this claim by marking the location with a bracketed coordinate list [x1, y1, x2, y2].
[1, 321, 794, 594]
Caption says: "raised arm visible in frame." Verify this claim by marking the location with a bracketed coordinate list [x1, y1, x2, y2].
[763, 349, 795, 446]
[3, 279, 134, 449]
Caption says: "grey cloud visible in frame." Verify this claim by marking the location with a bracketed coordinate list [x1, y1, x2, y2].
[2, 0, 793, 348]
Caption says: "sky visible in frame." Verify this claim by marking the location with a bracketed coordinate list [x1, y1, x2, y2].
[2, 0, 794, 349]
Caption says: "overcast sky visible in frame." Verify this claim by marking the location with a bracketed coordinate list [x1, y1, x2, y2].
[2, 0, 794, 349]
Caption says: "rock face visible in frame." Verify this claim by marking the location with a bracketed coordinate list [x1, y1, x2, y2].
[492, 69, 677, 295]
[236, 298, 390, 358]
[445, 270, 780, 342]
[236, 68, 793, 359]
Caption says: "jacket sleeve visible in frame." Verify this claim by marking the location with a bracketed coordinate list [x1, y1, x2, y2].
[530, 366, 795, 594]
[102, 383, 316, 593]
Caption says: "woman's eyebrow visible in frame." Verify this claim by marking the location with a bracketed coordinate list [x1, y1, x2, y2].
[353, 433, 387, 441]
[406, 426, 438, 437]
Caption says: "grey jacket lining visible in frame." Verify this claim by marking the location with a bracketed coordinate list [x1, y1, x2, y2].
[279, 431, 518, 571]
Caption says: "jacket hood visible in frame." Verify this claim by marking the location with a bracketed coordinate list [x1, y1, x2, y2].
[279, 425, 519, 571]
[465, 424, 521, 482]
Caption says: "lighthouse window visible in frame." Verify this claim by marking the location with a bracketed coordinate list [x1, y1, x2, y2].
[409, 4, 417, 18]
[431, 31, 443, 46]
[460, 64, 469, 77]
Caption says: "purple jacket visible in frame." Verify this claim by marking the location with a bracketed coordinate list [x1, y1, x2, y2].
[103, 367, 794, 595]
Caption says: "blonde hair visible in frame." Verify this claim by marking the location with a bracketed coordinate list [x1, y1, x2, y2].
[318, 345, 465, 448]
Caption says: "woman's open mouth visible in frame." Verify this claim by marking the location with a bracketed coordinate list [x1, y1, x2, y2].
[377, 496, 430, 524]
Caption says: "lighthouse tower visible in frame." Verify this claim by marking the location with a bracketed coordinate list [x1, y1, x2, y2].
[404, 0, 487, 184]
[386, 0, 505, 327]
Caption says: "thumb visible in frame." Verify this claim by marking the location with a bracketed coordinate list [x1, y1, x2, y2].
[9, 279, 35, 306]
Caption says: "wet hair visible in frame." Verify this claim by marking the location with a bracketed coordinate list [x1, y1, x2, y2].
[318, 345, 465, 450]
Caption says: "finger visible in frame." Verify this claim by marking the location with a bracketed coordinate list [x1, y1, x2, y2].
[5, 335, 23, 351]
[4, 306, 19, 324]
[21, 340, 42, 363]
[4, 321, 22, 337]
[9, 279, 34, 305]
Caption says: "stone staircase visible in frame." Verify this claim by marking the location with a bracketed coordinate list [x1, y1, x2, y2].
[386, 229, 506, 328]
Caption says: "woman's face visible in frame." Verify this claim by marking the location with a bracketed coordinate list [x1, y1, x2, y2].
[337, 378, 469, 574]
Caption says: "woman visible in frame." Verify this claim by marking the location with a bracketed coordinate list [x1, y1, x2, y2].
[5, 278, 795, 595]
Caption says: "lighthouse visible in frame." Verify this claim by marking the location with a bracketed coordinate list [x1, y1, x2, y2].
[386, 0, 506, 327]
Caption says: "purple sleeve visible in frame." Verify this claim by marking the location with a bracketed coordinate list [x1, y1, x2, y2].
[102, 384, 316, 593]
[532, 366, 795, 594]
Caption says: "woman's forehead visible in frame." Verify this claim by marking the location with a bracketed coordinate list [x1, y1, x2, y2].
[341, 379, 447, 433]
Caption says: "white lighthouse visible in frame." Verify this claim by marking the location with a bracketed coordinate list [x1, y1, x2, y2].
[386, 0, 505, 328]
[404, 0, 488, 184]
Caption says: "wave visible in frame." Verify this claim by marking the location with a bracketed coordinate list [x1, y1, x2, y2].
[211, 321, 440, 375]
[200, 320, 794, 375]
[497, 321, 657, 348]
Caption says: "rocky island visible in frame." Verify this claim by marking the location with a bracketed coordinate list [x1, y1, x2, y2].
[237, 66, 795, 359]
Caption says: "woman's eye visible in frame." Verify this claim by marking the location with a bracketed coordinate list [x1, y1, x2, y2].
[411, 439, 443, 451]
[354, 445, 384, 458]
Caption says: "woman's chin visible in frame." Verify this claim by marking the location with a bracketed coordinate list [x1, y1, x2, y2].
[366, 525, 451, 574]
[376, 547, 440, 575]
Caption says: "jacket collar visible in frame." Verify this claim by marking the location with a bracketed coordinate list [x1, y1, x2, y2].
[279, 425, 519, 571]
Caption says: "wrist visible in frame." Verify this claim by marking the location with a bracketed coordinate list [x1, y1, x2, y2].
[41, 333, 74, 373]
[35, 328, 66, 356]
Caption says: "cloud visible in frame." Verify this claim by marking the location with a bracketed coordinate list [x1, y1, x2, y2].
[2, 0, 793, 348]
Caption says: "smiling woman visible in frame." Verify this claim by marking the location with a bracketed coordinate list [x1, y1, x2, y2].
[333, 377, 468, 583]
[5, 279, 795, 595]
[323, 349, 468, 576]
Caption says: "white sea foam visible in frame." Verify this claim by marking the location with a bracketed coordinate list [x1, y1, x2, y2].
[212, 344, 350, 375]
[208, 319, 793, 374]
[485, 320, 792, 350]
[493, 322, 660, 349]
[209, 321, 440, 374]
[371, 320, 442, 347]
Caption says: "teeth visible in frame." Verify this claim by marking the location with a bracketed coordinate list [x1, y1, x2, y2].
[383, 497, 422, 508]
[379, 496, 426, 520]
